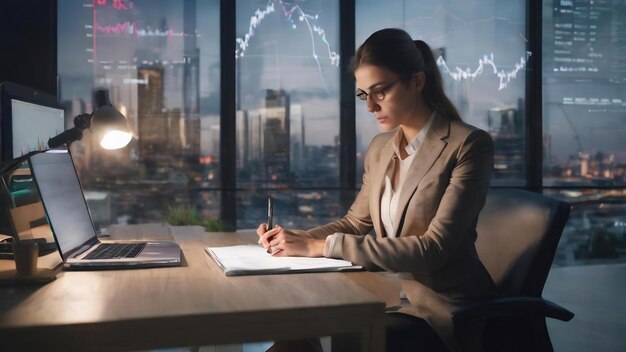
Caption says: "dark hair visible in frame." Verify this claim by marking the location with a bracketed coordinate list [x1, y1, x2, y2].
[353, 28, 461, 121]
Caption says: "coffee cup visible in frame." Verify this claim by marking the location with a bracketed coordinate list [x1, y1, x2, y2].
[13, 240, 39, 276]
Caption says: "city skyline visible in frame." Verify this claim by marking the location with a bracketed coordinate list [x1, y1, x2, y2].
[58, 0, 626, 183]
[55, 0, 625, 262]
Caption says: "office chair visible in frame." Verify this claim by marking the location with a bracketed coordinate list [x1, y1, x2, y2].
[452, 188, 574, 352]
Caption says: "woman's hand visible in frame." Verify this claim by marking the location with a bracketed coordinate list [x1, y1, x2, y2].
[256, 223, 283, 251]
[256, 224, 325, 257]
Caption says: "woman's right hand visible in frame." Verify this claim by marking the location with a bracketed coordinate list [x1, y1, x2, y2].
[256, 223, 281, 250]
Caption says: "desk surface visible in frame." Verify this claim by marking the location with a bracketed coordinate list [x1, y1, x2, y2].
[0, 229, 388, 352]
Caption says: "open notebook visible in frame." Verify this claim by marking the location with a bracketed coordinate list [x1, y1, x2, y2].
[205, 245, 363, 276]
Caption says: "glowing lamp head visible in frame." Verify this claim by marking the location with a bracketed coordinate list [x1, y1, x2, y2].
[47, 88, 133, 150]
[90, 102, 133, 150]
[100, 130, 133, 150]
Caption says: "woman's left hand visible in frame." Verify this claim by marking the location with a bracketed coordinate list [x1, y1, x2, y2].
[262, 227, 326, 257]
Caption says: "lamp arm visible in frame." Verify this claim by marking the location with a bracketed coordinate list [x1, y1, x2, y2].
[47, 113, 93, 149]
[47, 128, 83, 149]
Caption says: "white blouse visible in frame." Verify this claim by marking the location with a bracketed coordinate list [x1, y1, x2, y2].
[381, 113, 434, 237]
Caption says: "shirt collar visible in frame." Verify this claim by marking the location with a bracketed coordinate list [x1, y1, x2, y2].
[392, 111, 436, 158]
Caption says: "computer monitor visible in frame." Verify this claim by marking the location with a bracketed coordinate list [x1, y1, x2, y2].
[0, 81, 65, 162]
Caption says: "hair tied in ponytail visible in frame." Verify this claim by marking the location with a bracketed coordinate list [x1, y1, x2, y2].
[413, 40, 435, 72]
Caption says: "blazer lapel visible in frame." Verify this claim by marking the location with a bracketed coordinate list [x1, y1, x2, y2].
[392, 113, 450, 236]
[371, 138, 395, 238]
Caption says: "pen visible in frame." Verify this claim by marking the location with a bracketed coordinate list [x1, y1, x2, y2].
[266, 197, 275, 254]
[267, 196, 273, 230]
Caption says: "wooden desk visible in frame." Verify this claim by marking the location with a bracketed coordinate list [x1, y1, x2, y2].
[0, 231, 386, 351]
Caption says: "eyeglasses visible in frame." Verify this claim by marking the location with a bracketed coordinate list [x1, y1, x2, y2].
[356, 80, 400, 102]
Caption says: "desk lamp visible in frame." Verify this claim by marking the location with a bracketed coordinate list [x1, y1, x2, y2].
[48, 89, 132, 150]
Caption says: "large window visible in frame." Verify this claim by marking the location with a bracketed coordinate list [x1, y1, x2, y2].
[235, 0, 340, 228]
[542, 0, 626, 266]
[355, 0, 528, 186]
[58, 0, 221, 230]
[56, 1, 625, 266]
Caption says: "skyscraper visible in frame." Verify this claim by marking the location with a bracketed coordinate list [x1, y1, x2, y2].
[182, 0, 201, 161]
[290, 104, 305, 175]
[137, 65, 166, 161]
[236, 110, 249, 170]
[488, 102, 524, 182]
[263, 89, 290, 183]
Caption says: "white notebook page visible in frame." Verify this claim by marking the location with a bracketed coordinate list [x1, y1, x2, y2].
[206, 244, 361, 276]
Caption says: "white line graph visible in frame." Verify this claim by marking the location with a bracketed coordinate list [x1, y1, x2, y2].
[235, 0, 340, 94]
[436, 51, 531, 90]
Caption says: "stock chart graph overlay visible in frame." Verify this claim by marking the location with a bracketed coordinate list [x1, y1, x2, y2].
[88, 0, 203, 76]
[543, 0, 626, 187]
[236, 0, 340, 65]
[236, 0, 340, 95]
[436, 51, 531, 91]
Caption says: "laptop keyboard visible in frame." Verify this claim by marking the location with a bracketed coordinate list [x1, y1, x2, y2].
[84, 243, 147, 260]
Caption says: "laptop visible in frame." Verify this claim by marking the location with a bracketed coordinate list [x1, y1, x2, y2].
[29, 150, 181, 269]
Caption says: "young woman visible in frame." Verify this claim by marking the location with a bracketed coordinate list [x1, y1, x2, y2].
[258, 28, 496, 352]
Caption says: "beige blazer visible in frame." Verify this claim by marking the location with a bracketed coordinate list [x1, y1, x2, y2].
[307, 112, 496, 351]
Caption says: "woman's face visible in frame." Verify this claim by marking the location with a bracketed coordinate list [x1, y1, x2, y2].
[354, 64, 424, 131]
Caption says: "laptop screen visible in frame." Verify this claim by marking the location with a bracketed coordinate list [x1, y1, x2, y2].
[29, 151, 97, 257]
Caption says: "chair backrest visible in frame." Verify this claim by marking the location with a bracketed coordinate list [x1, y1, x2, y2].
[475, 189, 570, 297]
